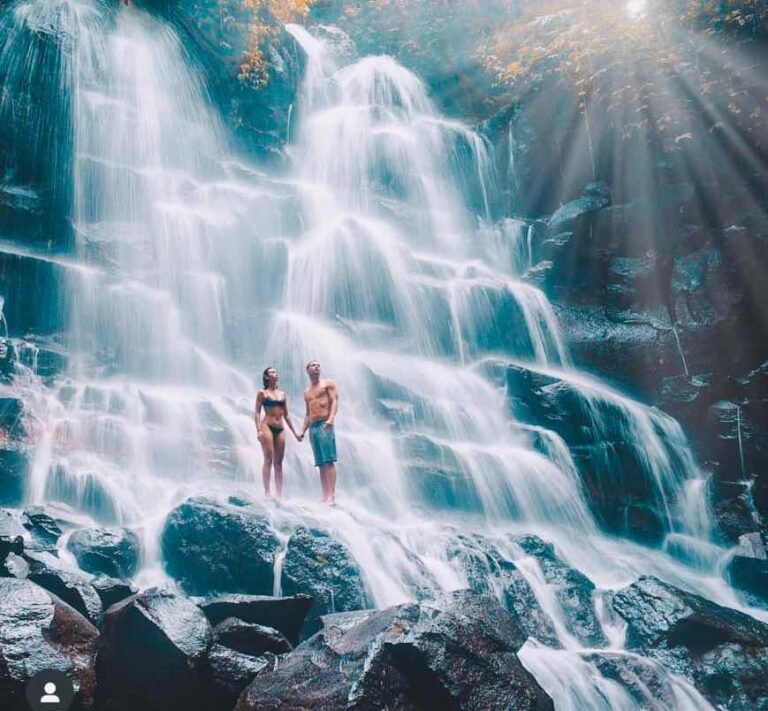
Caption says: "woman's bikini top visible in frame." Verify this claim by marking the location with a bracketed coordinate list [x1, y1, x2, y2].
[263, 393, 286, 409]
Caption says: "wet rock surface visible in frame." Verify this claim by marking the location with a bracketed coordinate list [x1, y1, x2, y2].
[213, 617, 292, 656]
[0, 578, 98, 711]
[204, 643, 271, 709]
[235, 589, 553, 711]
[90, 574, 137, 610]
[96, 588, 212, 711]
[27, 564, 103, 625]
[198, 593, 312, 646]
[613, 575, 768, 709]
[281, 525, 368, 635]
[66, 526, 141, 578]
[161, 496, 279, 596]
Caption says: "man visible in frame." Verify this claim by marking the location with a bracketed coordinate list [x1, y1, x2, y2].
[301, 361, 339, 504]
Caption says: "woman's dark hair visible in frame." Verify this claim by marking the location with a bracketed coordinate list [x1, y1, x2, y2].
[262, 367, 276, 388]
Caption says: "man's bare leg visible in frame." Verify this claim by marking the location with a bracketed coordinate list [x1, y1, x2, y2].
[319, 466, 329, 502]
[327, 464, 336, 504]
[320, 464, 337, 504]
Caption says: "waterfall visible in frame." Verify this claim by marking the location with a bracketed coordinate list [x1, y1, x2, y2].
[0, 3, 754, 708]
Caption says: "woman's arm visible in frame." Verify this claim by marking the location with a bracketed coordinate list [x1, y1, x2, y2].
[283, 395, 302, 441]
[255, 391, 265, 441]
[301, 393, 310, 437]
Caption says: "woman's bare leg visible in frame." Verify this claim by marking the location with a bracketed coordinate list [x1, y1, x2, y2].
[273, 429, 286, 499]
[260, 426, 274, 497]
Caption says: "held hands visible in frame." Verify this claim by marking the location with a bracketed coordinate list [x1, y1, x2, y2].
[323, 419, 334, 430]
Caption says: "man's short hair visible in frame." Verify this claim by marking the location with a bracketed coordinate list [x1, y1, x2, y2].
[306, 360, 319, 371]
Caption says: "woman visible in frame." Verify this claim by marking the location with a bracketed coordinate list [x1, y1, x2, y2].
[255, 367, 301, 499]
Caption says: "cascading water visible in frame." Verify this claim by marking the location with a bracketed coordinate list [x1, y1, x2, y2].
[1, 2, 765, 708]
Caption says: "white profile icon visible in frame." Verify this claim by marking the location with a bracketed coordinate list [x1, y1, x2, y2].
[41, 682, 61, 704]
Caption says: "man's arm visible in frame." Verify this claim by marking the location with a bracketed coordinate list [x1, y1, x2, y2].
[325, 380, 339, 428]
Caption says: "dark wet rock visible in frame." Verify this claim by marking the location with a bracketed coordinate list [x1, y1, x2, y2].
[614, 575, 768, 652]
[90, 574, 137, 610]
[15, 338, 69, 381]
[213, 617, 292, 656]
[27, 565, 102, 626]
[695, 642, 768, 710]
[699, 400, 766, 542]
[22, 506, 64, 547]
[0, 447, 28, 507]
[0, 397, 25, 438]
[726, 556, 768, 606]
[556, 302, 681, 400]
[96, 588, 212, 711]
[235, 589, 553, 711]
[613, 576, 768, 708]
[512, 535, 607, 647]
[445, 532, 559, 647]
[204, 643, 270, 710]
[657, 373, 715, 426]
[161, 496, 279, 596]
[0, 249, 70, 336]
[281, 525, 368, 636]
[0, 578, 98, 710]
[66, 526, 141, 578]
[198, 594, 312, 646]
[0, 339, 16, 383]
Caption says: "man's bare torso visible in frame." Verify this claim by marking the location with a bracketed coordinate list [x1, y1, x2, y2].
[305, 380, 333, 423]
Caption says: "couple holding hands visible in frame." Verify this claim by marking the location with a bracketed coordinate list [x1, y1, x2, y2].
[255, 360, 339, 504]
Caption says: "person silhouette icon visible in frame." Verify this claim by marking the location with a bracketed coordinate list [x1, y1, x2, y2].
[26, 669, 74, 710]
[41, 682, 61, 704]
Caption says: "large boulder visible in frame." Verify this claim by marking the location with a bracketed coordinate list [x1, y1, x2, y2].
[213, 617, 292, 656]
[27, 565, 102, 626]
[198, 594, 312, 646]
[0, 578, 98, 710]
[613, 575, 768, 709]
[66, 527, 141, 578]
[96, 588, 212, 711]
[281, 525, 368, 635]
[235, 590, 553, 711]
[161, 496, 279, 595]
[204, 643, 270, 710]
[90, 574, 137, 609]
[614, 575, 768, 652]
